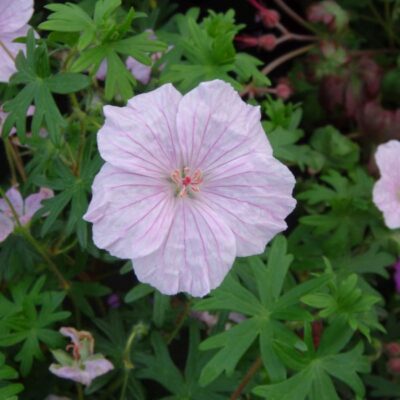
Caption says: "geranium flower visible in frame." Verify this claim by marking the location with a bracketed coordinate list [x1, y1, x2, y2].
[84, 80, 296, 297]
[0, 186, 53, 242]
[49, 327, 114, 387]
[0, 0, 34, 82]
[373, 140, 400, 229]
[96, 56, 152, 85]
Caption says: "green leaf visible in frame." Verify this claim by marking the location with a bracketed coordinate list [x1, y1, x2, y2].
[195, 237, 330, 385]
[0, 277, 69, 375]
[125, 284, 154, 303]
[46, 73, 91, 94]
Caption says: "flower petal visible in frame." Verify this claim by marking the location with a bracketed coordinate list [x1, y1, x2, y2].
[49, 364, 92, 386]
[0, 187, 23, 216]
[0, 213, 13, 242]
[84, 163, 175, 259]
[201, 152, 296, 256]
[126, 57, 151, 85]
[97, 83, 182, 175]
[132, 199, 236, 297]
[84, 358, 114, 382]
[373, 140, 400, 229]
[375, 140, 400, 180]
[0, 26, 29, 82]
[176, 79, 273, 169]
[0, 0, 33, 34]
[23, 187, 54, 223]
[373, 178, 400, 229]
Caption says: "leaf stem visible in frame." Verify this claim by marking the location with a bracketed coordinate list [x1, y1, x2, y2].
[7, 139, 27, 182]
[230, 357, 262, 400]
[119, 327, 139, 400]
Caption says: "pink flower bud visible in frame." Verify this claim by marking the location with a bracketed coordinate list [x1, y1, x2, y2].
[388, 358, 400, 375]
[260, 9, 280, 28]
[259, 34, 277, 51]
[385, 342, 400, 357]
[275, 78, 293, 100]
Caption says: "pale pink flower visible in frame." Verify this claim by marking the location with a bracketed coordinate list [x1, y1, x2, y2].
[373, 140, 400, 229]
[49, 327, 114, 387]
[84, 80, 296, 297]
[0, 187, 53, 242]
[96, 56, 153, 85]
[0, 0, 34, 82]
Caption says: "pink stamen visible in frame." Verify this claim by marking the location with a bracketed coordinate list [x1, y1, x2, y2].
[171, 167, 203, 197]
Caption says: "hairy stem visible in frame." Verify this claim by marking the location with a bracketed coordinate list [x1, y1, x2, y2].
[230, 357, 262, 400]
[262, 44, 315, 75]
[4, 139, 18, 185]
[273, 0, 317, 32]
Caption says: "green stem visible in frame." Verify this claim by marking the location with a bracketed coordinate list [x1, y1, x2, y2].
[76, 383, 84, 400]
[119, 328, 139, 400]
[4, 139, 18, 185]
[167, 299, 192, 345]
[368, 0, 398, 46]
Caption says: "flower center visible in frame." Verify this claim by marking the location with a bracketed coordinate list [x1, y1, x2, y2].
[171, 167, 203, 197]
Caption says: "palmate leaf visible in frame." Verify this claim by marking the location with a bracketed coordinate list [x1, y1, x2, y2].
[34, 141, 101, 248]
[301, 271, 383, 340]
[2, 30, 90, 144]
[298, 168, 375, 255]
[160, 10, 268, 92]
[194, 236, 331, 386]
[0, 276, 70, 376]
[136, 324, 236, 399]
[253, 321, 370, 400]
[40, 0, 167, 100]
[0, 353, 23, 400]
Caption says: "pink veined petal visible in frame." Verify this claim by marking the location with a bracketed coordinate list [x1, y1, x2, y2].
[201, 153, 296, 256]
[83, 163, 176, 259]
[0, 25, 30, 82]
[175, 79, 273, 169]
[97, 84, 183, 174]
[0, 187, 24, 216]
[126, 57, 152, 85]
[176, 82, 297, 256]
[0, 213, 14, 242]
[23, 187, 54, 223]
[132, 199, 236, 297]
[49, 364, 93, 386]
[0, 0, 33, 34]
[373, 178, 400, 229]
